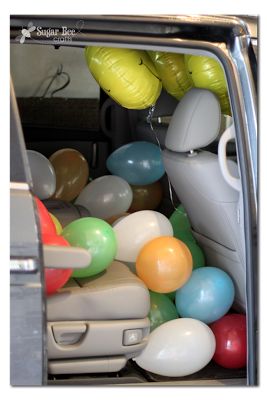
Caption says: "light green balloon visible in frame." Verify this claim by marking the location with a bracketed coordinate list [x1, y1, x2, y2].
[149, 291, 179, 332]
[62, 217, 117, 278]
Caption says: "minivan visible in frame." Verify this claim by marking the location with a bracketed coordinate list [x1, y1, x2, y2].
[10, 15, 258, 386]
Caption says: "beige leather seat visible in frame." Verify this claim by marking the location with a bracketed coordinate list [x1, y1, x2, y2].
[47, 261, 150, 375]
[162, 88, 246, 311]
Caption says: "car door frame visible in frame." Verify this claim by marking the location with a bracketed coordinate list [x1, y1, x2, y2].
[10, 15, 258, 386]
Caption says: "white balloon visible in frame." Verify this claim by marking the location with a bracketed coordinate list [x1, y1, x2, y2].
[113, 210, 173, 262]
[134, 318, 216, 377]
[27, 150, 56, 200]
[75, 175, 133, 219]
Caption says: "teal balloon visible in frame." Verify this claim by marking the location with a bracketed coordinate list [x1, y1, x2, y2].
[175, 267, 235, 324]
[106, 141, 165, 185]
[183, 240, 205, 269]
[170, 205, 196, 243]
[62, 217, 117, 278]
[149, 291, 179, 331]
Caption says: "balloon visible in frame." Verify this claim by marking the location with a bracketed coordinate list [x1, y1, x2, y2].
[148, 51, 193, 100]
[166, 291, 176, 302]
[62, 217, 117, 278]
[169, 205, 196, 243]
[27, 150, 56, 200]
[210, 314, 247, 369]
[85, 46, 162, 109]
[175, 267, 235, 324]
[35, 197, 57, 239]
[75, 176, 133, 219]
[49, 213, 62, 235]
[113, 211, 173, 262]
[169, 206, 205, 268]
[105, 213, 130, 226]
[134, 318, 216, 377]
[185, 55, 231, 115]
[43, 234, 72, 296]
[136, 236, 192, 293]
[129, 181, 163, 212]
[183, 240, 205, 269]
[149, 291, 179, 331]
[107, 141, 165, 185]
[49, 148, 89, 202]
[44, 199, 91, 228]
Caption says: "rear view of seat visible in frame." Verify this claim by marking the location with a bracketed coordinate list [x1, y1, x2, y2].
[162, 88, 246, 311]
[47, 261, 150, 375]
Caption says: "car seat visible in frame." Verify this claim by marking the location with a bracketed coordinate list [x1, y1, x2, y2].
[162, 88, 246, 311]
[44, 199, 91, 228]
[47, 261, 150, 375]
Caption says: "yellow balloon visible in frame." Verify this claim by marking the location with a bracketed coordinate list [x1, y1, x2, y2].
[49, 212, 62, 235]
[148, 51, 193, 100]
[185, 55, 231, 115]
[85, 46, 162, 109]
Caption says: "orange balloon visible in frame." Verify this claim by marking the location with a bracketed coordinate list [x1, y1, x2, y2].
[129, 181, 163, 212]
[49, 149, 89, 202]
[105, 212, 130, 226]
[136, 236, 193, 293]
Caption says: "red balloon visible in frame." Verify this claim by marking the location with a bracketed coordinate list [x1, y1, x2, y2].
[43, 234, 73, 296]
[210, 313, 247, 369]
[35, 196, 56, 238]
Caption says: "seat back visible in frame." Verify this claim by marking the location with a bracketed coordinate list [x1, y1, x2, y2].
[162, 88, 246, 310]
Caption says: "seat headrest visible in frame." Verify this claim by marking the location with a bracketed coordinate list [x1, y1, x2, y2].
[165, 88, 221, 152]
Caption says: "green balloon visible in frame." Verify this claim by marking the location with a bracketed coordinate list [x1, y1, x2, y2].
[166, 291, 176, 302]
[183, 240, 206, 269]
[149, 291, 179, 332]
[62, 217, 117, 278]
[170, 205, 196, 243]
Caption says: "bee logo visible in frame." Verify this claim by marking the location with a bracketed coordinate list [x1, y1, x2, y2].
[16, 21, 36, 44]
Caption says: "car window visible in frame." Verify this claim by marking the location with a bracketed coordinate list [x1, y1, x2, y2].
[10, 43, 100, 99]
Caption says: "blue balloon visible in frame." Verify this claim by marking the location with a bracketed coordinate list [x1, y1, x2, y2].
[106, 141, 165, 185]
[175, 267, 235, 324]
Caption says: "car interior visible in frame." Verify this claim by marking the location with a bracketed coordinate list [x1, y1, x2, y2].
[10, 35, 253, 386]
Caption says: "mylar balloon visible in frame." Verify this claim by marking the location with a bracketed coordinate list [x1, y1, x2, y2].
[136, 236, 192, 293]
[148, 51, 193, 100]
[106, 141, 165, 185]
[43, 234, 72, 296]
[27, 150, 56, 200]
[149, 291, 179, 332]
[85, 46, 162, 109]
[75, 176, 133, 219]
[113, 211, 173, 262]
[129, 181, 163, 212]
[134, 318, 216, 377]
[49, 148, 89, 202]
[185, 55, 231, 115]
[210, 313, 247, 369]
[62, 217, 117, 278]
[49, 213, 63, 235]
[35, 196, 57, 239]
[175, 267, 235, 324]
